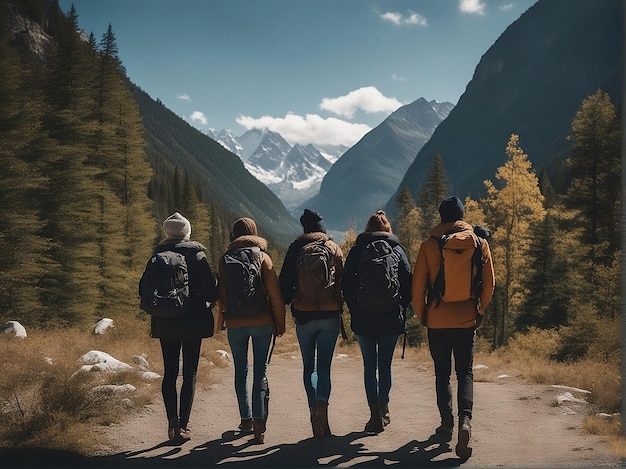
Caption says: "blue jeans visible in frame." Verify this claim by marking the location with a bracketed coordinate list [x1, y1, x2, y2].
[295, 315, 340, 408]
[356, 334, 398, 405]
[227, 325, 273, 420]
[427, 328, 476, 423]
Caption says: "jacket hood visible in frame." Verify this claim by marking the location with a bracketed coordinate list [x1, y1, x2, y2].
[226, 235, 268, 252]
[355, 231, 399, 247]
[157, 240, 205, 251]
[429, 220, 474, 238]
[296, 232, 330, 244]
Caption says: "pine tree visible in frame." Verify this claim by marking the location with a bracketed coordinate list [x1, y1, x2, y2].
[0, 5, 49, 325]
[394, 186, 422, 265]
[417, 153, 448, 238]
[565, 89, 621, 262]
[482, 134, 546, 347]
[39, 5, 102, 326]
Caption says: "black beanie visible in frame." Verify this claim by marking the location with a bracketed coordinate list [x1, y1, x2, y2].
[300, 208, 326, 234]
[439, 196, 465, 223]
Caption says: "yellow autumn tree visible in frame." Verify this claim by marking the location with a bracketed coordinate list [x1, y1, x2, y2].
[482, 134, 546, 348]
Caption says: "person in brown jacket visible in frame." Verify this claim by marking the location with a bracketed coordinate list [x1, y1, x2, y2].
[279, 209, 344, 438]
[217, 217, 286, 444]
[412, 196, 495, 463]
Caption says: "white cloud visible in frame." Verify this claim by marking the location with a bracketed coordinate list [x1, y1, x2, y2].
[379, 10, 427, 26]
[405, 12, 428, 26]
[236, 112, 371, 147]
[178, 93, 191, 102]
[392, 74, 407, 82]
[190, 111, 208, 126]
[459, 0, 486, 15]
[380, 12, 403, 25]
[320, 86, 402, 119]
[499, 3, 514, 11]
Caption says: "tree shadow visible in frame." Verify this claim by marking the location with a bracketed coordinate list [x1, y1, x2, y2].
[0, 431, 463, 468]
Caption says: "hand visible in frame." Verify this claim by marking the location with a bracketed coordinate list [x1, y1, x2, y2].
[475, 314, 485, 329]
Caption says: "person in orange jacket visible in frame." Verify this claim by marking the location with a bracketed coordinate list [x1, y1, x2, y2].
[217, 217, 286, 444]
[412, 196, 495, 462]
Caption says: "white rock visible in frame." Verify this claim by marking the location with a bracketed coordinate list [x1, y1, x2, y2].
[132, 354, 150, 370]
[557, 392, 588, 405]
[141, 371, 161, 380]
[1, 321, 27, 338]
[94, 318, 114, 334]
[86, 383, 136, 399]
[77, 350, 132, 373]
[216, 349, 230, 360]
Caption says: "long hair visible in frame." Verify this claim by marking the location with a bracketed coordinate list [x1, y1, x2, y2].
[365, 210, 392, 233]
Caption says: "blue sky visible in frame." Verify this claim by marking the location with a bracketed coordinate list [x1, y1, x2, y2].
[59, 0, 538, 147]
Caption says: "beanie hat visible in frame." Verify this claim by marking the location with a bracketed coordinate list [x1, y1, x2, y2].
[231, 217, 258, 239]
[439, 196, 465, 223]
[300, 208, 326, 234]
[163, 212, 191, 240]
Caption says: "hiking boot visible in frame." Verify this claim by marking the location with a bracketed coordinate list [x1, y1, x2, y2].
[435, 422, 454, 435]
[252, 418, 266, 444]
[179, 427, 192, 441]
[364, 403, 384, 434]
[310, 407, 323, 438]
[238, 418, 253, 433]
[315, 400, 332, 437]
[380, 401, 390, 426]
[167, 419, 180, 441]
[455, 416, 472, 462]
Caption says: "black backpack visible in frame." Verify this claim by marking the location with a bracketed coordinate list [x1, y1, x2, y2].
[223, 246, 267, 318]
[296, 240, 336, 305]
[356, 239, 401, 313]
[139, 249, 191, 318]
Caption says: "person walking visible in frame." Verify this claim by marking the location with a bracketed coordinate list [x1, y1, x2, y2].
[412, 196, 495, 462]
[279, 209, 344, 438]
[217, 217, 286, 444]
[341, 210, 412, 434]
[141, 212, 218, 443]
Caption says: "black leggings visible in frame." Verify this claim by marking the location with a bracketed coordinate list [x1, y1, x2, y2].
[160, 338, 202, 429]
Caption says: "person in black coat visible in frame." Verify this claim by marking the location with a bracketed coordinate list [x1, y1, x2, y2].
[146, 212, 217, 443]
[341, 210, 412, 434]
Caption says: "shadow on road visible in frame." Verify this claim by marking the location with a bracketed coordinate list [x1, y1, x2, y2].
[1, 431, 464, 468]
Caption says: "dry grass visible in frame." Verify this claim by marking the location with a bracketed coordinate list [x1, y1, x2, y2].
[0, 314, 163, 454]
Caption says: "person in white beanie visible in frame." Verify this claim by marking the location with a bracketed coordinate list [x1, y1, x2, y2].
[148, 212, 217, 443]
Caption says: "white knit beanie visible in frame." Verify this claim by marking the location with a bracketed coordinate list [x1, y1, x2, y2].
[162, 212, 191, 241]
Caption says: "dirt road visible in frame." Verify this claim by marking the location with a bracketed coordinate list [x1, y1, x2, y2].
[7, 349, 620, 467]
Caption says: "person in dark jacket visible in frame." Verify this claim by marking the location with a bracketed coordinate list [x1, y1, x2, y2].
[342, 210, 412, 434]
[144, 212, 218, 443]
[279, 208, 343, 438]
[217, 217, 286, 444]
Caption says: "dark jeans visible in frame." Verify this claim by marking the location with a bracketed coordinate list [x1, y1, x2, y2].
[427, 328, 475, 424]
[160, 338, 202, 429]
[356, 334, 398, 406]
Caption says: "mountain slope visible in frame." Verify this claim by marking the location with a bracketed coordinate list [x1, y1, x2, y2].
[133, 87, 301, 244]
[217, 128, 340, 214]
[386, 0, 624, 215]
[303, 98, 454, 232]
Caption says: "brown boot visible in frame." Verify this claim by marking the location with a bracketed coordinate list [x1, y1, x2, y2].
[364, 403, 384, 434]
[455, 416, 472, 462]
[315, 400, 332, 437]
[380, 401, 390, 426]
[310, 407, 323, 438]
[252, 418, 265, 444]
